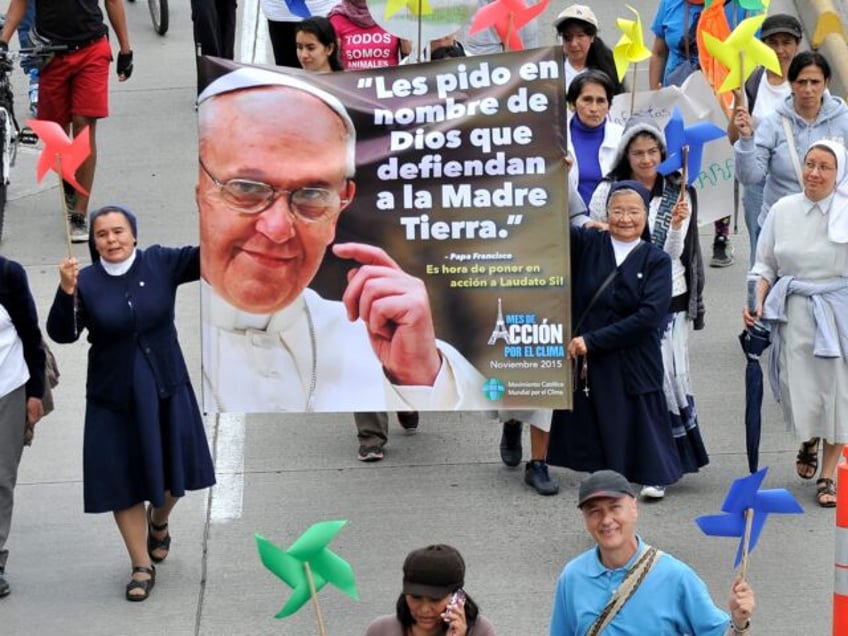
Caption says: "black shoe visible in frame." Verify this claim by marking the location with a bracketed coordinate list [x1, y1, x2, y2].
[499, 419, 523, 467]
[397, 411, 419, 432]
[69, 213, 88, 243]
[125, 565, 155, 602]
[710, 236, 734, 268]
[0, 573, 9, 598]
[524, 460, 559, 495]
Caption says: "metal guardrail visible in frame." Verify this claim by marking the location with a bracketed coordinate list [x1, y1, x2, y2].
[795, 0, 848, 98]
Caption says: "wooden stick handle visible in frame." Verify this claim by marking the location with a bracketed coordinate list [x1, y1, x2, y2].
[304, 562, 327, 636]
[416, 0, 422, 62]
[629, 63, 638, 116]
[678, 146, 689, 201]
[56, 155, 72, 258]
[504, 13, 514, 52]
[739, 508, 754, 581]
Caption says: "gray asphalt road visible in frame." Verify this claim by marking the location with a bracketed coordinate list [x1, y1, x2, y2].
[0, 1, 834, 634]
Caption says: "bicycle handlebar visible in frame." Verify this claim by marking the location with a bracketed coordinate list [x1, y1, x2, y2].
[0, 44, 70, 61]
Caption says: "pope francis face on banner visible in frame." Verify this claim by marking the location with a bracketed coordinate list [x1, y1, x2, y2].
[198, 86, 355, 314]
[196, 68, 487, 413]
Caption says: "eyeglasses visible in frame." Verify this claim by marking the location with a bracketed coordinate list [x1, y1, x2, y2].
[803, 161, 835, 173]
[608, 208, 645, 218]
[199, 158, 349, 222]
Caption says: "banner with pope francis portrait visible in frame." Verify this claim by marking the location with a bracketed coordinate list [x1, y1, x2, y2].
[196, 47, 571, 414]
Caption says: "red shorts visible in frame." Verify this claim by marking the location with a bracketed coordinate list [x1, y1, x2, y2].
[38, 36, 112, 126]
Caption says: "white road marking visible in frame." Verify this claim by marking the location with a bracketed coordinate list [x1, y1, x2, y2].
[208, 0, 270, 525]
[209, 413, 245, 522]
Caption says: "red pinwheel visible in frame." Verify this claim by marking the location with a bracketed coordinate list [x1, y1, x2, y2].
[28, 119, 91, 195]
[468, 0, 550, 52]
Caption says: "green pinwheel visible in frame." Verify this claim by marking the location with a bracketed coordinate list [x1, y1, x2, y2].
[702, 13, 781, 93]
[613, 5, 652, 82]
[256, 519, 359, 619]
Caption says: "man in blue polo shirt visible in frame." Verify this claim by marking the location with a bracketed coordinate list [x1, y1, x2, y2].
[550, 470, 755, 635]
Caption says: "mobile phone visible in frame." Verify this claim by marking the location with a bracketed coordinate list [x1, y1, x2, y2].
[444, 588, 466, 621]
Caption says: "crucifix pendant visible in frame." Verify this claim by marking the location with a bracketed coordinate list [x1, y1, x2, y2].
[580, 358, 589, 397]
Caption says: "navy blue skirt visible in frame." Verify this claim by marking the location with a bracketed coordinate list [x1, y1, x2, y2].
[548, 384, 684, 487]
[82, 353, 215, 513]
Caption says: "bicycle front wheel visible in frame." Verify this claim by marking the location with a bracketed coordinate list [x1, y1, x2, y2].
[148, 0, 169, 35]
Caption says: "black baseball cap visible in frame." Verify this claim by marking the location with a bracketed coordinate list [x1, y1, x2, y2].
[402, 544, 465, 598]
[578, 470, 636, 508]
[760, 14, 803, 41]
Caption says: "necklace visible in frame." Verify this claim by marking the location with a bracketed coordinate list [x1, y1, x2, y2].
[203, 299, 318, 412]
[303, 300, 317, 412]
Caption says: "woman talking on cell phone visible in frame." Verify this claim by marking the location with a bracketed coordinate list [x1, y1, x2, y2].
[364, 544, 496, 636]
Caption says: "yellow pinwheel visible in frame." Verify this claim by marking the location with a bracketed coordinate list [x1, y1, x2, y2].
[613, 5, 652, 82]
[385, 0, 433, 20]
[702, 13, 781, 93]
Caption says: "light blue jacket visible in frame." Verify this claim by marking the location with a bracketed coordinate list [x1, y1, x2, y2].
[734, 94, 848, 226]
[762, 276, 848, 402]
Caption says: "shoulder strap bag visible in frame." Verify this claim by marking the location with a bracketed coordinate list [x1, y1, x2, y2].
[587, 545, 664, 636]
[573, 241, 646, 336]
[781, 116, 804, 189]
[666, 2, 699, 87]
[1, 259, 59, 428]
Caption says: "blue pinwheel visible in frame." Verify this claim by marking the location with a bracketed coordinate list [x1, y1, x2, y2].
[657, 107, 727, 185]
[695, 468, 803, 569]
[256, 519, 359, 619]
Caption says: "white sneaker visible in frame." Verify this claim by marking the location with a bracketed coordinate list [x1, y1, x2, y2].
[640, 485, 666, 499]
